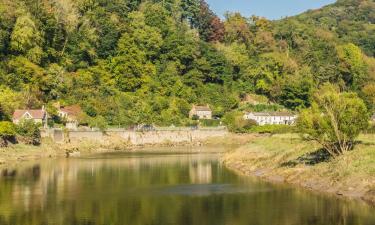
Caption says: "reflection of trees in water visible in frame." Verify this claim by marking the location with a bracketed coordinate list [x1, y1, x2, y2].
[0, 155, 373, 225]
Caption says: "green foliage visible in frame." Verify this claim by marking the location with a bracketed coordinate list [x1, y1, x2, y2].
[0, 121, 17, 147]
[239, 103, 284, 113]
[0, 87, 24, 120]
[16, 120, 41, 146]
[297, 84, 369, 157]
[200, 119, 220, 127]
[0, 0, 372, 128]
[222, 111, 256, 133]
[0, 121, 17, 137]
[337, 43, 368, 89]
[87, 115, 108, 131]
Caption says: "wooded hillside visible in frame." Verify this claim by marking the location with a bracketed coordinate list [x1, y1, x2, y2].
[0, 0, 373, 127]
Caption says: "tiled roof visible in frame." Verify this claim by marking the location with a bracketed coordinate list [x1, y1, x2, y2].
[60, 105, 82, 115]
[59, 105, 82, 119]
[248, 112, 295, 117]
[251, 112, 270, 116]
[193, 105, 211, 111]
[269, 112, 295, 117]
[13, 110, 46, 120]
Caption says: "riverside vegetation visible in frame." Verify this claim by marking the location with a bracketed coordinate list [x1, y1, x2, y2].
[0, 0, 374, 205]
[223, 133, 375, 205]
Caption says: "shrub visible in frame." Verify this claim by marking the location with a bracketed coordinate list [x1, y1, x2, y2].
[0, 121, 17, 147]
[191, 115, 199, 121]
[16, 120, 41, 146]
[223, 111, 257, 133]
[365, 123, 375, 134]
[200, 119, 221, 127]
[298, 84, 369, 157]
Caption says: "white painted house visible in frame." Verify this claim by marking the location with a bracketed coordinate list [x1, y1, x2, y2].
[244, 112, 297, 126]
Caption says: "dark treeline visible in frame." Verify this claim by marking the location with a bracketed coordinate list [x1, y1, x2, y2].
[0, 0, 374, 127]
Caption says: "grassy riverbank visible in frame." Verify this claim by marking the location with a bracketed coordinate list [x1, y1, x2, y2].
[223, 133, 375, 205]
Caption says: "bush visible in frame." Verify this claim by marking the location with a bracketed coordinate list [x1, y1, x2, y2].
[191, 115, 199, 121]
[0, 121, 17, 147]
[239, 103, 284, 113]
[223, 111, 257, 133]
[87, 116, 108, 131]
[200, 119, 221, 127]
[298, 84, 369, 157]
[365, 123, 375, 134]
[16, 120, 41, 146]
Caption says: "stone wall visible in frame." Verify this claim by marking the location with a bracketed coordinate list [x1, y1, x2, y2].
[50, 128, 228, 145]
[106, 129, 227, 145]
[68, 130, 104, 141]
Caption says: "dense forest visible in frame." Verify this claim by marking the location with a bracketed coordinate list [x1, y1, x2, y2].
[0, 0, 374, 127]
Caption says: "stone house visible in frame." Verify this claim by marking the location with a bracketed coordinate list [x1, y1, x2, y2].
[12, 109, 48, 127]
[244, 112, 297, 126]
[189, 105, 212, 120]
[58, 105, 83, 130]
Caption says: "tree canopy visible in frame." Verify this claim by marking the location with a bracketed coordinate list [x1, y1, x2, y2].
[0, 0, 373, 126]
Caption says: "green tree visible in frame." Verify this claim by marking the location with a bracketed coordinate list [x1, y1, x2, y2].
[0, 87, 24, 120]
[0, 121, 17, 147]
[298, 84, 369, 157]
[16, 120, 41, 146]
[10, 14, 43, 63]
[222, 111, 255, 133]
[337, 43, 368, 89]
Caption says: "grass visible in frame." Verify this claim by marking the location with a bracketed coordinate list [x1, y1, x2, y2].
[223, 133, 375, 204]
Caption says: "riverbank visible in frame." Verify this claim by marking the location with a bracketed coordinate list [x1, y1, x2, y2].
[222, 133, 375, 206]
[0, 133, 252, 168]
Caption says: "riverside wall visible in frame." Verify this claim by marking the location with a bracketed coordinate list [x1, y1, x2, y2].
[47, 128, 228, 145]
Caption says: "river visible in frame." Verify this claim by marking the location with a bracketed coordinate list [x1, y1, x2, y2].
[0, 147, 374, 225]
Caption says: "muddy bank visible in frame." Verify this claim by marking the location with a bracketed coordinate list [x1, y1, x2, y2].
[222, 134, 375, 206]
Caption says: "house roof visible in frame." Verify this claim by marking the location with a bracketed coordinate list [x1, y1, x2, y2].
[251, 112, 270, 116]
[59, 105, 82, 119]
[13, 110, 46, 120]
[193, 105, 211, 111]
[269, 112, 295, 117]
[247, 112, 295, 117]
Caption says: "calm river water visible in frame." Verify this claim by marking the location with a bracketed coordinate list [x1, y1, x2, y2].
[0, 147, 374, 225]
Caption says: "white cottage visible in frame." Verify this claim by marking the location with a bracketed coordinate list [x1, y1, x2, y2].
[244, 112, 297, 126]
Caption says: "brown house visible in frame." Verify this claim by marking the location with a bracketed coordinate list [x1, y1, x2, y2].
[58, 105, 83, 130]
[189, 105, 212, 120]
[12, 109, 48, 127]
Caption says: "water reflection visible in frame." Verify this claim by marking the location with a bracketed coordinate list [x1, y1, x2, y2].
[0, 151, 374, 225]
